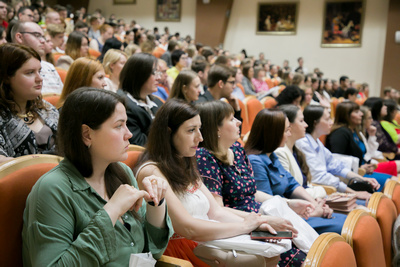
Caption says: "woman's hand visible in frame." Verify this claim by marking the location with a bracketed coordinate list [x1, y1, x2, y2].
[367, 125, 376, 137]
[261, 215, 298, 238]
[141, 175, 168, 206]
[288, 199, 315, 220]
[243, 212, 277, 235]
[361, 176, 380, 191]
[354, 191, 371, 200]
[104, 184, 151, 225]
[361, 164, 376, 175]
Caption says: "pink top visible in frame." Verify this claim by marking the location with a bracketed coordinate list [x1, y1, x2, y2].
[251, 78, 269, 93]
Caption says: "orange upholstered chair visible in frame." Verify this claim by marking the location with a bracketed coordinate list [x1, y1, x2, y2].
[42, 93, 61, 107]
[88, 48, 101, 59]
[355, 98, 365, 106]
[383, 179, 400, 215]
[367, 192, 397, 267]
[304, 233, 356, 267]
[260, 96, 277, 109]
[55, 67, 67, 83]
[341, 209, 386, 267]
[122, 151, 143, 172]
[238, 98, 250, 138]
[330, 97, 339, 118]
[52, 52, 65, 64]
[244, 97, 263, 128]
[0, 154, 62, 267]
[265, 78, 274, 89]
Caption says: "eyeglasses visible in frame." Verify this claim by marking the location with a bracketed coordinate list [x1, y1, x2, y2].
[225, 81, 236, 85]
[20, 32, 45, 41]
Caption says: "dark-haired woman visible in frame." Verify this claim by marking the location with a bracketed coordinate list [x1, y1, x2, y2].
[296, 105, 379, 199]
[275, 85, 303, 107]
[364, 97, 400, 158]
[326, 101, 394, 190]
[118, 53, 163, 146]
[0, 43, 58, 163]
[196, 101, 314, 267]
[380, 99, 400, 148]
[241, 65, 256, 95]
[136, 99, 286, 267]
[23, 88, 172, 265]
[169, 70, 201, 103]
[245, 108, 347, 234]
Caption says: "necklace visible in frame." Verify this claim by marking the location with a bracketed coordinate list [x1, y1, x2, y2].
[17, 112, 35, 125]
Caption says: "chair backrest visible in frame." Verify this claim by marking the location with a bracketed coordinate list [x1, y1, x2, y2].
[368, 192, 397, 267]
[0, 155, 62, 267]
[260, 96, 277, 109]
[244, 97, 263, 128]
[88, 48, 101, 59]
[304, 232, 356, 267]
[128, 144, 146, 152]
[42, 93, 61, 107]
[383, 179, 400, 215]
[341, 209, 386, 267]
[55, 67, 68, 83]
[122, 151, 143, 172]
[238, 98, 250, 137]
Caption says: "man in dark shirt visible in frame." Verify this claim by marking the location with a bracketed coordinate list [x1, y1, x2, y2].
[334, 75, 350, 98]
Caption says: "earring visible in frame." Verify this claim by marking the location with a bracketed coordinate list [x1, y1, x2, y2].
[218, 135, 220, 138]
[88, 144, 91, 149]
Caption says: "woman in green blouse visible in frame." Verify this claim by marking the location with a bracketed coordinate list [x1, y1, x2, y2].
[22, 88, 173, 266]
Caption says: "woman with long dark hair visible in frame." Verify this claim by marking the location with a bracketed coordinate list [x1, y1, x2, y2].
[23, 88, 172, 265]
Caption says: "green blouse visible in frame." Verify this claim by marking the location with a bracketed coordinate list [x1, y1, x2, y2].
[381, 120, 400, 144]
[22, 159, 173, 266]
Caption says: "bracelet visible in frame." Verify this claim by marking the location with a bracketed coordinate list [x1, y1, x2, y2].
[147, 198, 165, 207]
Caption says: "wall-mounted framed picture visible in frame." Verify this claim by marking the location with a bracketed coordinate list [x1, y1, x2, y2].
[113, 0, 136, 4]
[321, 0, 365, 47]
[256, 2, 299, 35]
[156, 0, 181, 22]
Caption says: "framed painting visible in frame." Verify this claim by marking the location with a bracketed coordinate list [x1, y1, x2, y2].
[321, 0, 365, 47]
[156, 0, 181, 22]
[257, 2, 299, 35]
[113, 0, 136, 4]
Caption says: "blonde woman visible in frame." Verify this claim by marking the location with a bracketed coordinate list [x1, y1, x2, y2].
[103, 49, 128, 93]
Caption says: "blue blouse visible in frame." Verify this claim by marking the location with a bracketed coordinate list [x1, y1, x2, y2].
[248, 152, 300, 198]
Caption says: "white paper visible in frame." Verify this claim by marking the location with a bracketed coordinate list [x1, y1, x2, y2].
[129, 252, 157, 267]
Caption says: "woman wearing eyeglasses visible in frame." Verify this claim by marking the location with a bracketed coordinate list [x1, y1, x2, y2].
[117, 53, 163, 146]
[0, 43, 58, 163]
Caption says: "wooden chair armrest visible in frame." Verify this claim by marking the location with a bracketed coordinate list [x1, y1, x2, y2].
[157, 255, 193, 267]
[311, 183, 337, 195]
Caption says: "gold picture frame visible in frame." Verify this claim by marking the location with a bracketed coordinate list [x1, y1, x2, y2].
[256, 2, 299, 35]
[321, 0, 365, 47]
[113, 0, 136, 4]
[156, 0, 181, 22]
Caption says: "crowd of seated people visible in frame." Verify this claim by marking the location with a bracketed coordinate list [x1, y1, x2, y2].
[1, 1, 400, 266]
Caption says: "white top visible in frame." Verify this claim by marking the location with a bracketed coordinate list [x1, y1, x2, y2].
[41, 61, 64, 94]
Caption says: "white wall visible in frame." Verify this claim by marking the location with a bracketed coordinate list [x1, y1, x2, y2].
[224, 0, 389, 96]
[88, 0, 196, 37]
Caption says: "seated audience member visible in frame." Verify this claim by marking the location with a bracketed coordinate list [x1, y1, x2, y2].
[314, 79, 331, 108]
[45, 11, 61, 25]
[125, 43, 141, 57]
[0, 44, 58, 163]
[333, 76, 349, 98]
[166, 49, 188, 80]
[195, 64, 242, 124]
[89, 23, 114, 52]
[97, 37, 123, 62]
[56, 31, 89, 70]
[241, 64, 256, 95]
[231, 67, 245, 101]
[275, 85, 303, 107]
[117, 53, 163, 146]
[294, 57, 308, 75]
[74, 21, 89, 36]
[153, 59, 171, 101]
[123, 29, 134, 48]
[46, 23, 65, 53]
[245, 108, 347, 234]
[191, 57, 210, 93]
[103, 49, 128, 93]
[364, 97, 400, 158]
[17, 6, 34, 22]
[0, 25, 6, 44]
[12, 21, 64, 94]
[136, 99, 287, 267]
[343, 87, 358, 102]
[251, 66, 269, 93]
[326, 101, 393, 189]
[57, 58, 107, 108]
[43, 31, 55, 65]
[160, 39, 178, 68]
[383, 86, 397, 100]
[291, 73, 305, 87]
[200, 46, 214, 64]
[381, 99, 400, 147]
[358, 83, 369, 99]
[169, 70, 201, 103]
[277, 105, 328, 199]
[196, 101, 310, 267]
[23, 88, 172, 266]
[296, 105, 379, 199]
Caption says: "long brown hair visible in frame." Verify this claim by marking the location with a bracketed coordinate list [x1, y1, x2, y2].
[0, 43, 46, 116]
[65, 31, 89, 60]
[169, 70, 198, 102]
[136, 99, 201, 195]
[58, 58, 104, 108]
[331, 101, 361, 138]
[196, 101, 234, 164]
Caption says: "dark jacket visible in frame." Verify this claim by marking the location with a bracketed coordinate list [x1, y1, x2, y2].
[326, 126, 363, 165]
[117, 89, 163, 146]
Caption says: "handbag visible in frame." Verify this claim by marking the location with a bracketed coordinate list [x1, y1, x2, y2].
[347, 178, 374, 193]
